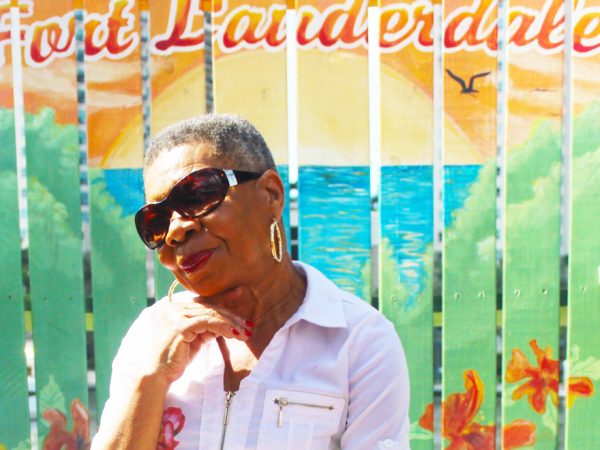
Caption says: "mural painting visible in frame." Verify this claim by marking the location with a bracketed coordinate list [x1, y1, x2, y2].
[1, 0, 600, 448]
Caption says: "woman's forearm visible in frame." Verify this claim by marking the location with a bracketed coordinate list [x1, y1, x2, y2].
[91, 375, 169, 450]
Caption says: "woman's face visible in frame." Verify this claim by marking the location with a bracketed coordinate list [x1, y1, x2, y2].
[144, 142, 281, 298]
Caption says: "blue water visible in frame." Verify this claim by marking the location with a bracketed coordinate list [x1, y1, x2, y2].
[444, 165, 482, 227]
[380, 165, 482, 308]
[298, 166, 371, 298]
[380, 166, 433, 309]
[103, 169, 145, 217]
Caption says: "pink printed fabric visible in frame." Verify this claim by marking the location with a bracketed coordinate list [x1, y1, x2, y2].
[157, 407, 186, 450]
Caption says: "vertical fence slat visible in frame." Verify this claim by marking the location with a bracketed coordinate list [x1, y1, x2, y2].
[20, 0, 90, 445]
[296, 0, 372, 300]
[565, 0, 600, 444]
[83, 0, 147, 415]
[0, 5, 30, 448]
[440, 0, 498, 446]
[211, 0, 291, 242]
[501, 0, 563, 447]
[377, 0, 434, 447]
[148, 0, 207, 299]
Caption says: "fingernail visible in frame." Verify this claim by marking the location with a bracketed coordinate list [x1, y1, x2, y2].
[244, 320, 255, 327]
[231, 328, 240, 336]
[243, 329, 253, 337]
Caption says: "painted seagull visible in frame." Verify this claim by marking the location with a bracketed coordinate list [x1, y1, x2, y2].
[445, 69, 491, 94]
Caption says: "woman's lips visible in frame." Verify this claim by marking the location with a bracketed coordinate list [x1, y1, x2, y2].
[180, 250, 214, 273]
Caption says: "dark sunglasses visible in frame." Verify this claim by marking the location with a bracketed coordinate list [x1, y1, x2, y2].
[135, 167, 262, 249]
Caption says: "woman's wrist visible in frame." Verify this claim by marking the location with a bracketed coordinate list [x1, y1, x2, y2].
[133, 370, 172, 395]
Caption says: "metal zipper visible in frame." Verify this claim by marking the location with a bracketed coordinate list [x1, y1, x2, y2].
[273, 397, 335, 427]
[219, 391, 236, 450]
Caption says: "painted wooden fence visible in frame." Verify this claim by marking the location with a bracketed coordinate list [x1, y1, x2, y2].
[0, 0, 599, 449]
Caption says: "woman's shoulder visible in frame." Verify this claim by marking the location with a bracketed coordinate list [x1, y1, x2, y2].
[295, 261, 397, 336]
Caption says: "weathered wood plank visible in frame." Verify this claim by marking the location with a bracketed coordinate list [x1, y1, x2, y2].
[84, 0, 148, 414]
[501, 0, 563, 447]
[565, 0, 600, 444]
[377, 0, 434, 447]
[441, 0, 498, 446]
[21, 1, 90, 443]
[296, 0, 372, 300]
[147, 0, 207, 299]
[0, 5, 30, 447]
[211, 0, 291, 244]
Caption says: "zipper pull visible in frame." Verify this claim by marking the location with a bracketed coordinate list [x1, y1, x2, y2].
[274, 397, 288, 427]
[224, 391, 235, 426]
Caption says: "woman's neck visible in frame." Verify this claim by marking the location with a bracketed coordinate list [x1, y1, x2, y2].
[207, 256, 307, 356]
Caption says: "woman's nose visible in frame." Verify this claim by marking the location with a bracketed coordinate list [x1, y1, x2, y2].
[164, 212, 204, 246]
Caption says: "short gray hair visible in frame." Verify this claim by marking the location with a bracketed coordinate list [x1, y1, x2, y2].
[145, 114, 276, 172]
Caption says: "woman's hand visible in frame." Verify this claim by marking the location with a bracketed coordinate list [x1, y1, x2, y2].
[117, 297, 253, 387]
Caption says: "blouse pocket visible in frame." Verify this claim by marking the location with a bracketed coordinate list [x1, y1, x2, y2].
[256, 389, 346, 450]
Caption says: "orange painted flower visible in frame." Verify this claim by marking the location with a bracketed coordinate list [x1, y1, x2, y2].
[506, 339, 560, 413]
[419, 370, 536, 450]
[567, 376, 594, 408]
[42, 399, 90, 450]
[506, 339, 595, 413]
[503, 420, 536, 449]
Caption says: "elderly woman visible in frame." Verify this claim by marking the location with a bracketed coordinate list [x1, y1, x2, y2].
[92, 114, 410, 450]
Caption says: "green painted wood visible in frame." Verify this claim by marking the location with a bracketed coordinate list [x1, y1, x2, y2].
[501, 144, 562, 448]
[88, 168, 148, 413]
[0, 105, 31, 447]
[442, 165, 497, 443]
[501, 2, 562, 442]
[565, 98, 600, 444]
[440, 3, 498, 445]
[24, 109, 89, 444]
[19, 2, 90, 441]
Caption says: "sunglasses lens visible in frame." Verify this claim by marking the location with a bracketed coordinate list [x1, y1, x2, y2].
[136, 205, 170, 249]
[135, 169, 232, 249]
[170, 170, 228, 217]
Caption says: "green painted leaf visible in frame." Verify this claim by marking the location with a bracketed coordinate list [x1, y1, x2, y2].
[409, 421, 433, 441]
[39, 375, 66, 423]
[10, 440, 31, 450]
[570, 345, 581, 365]
[570, 351, 600, 380]
[503, 383, 517, 408]
[541, 397, 558, 434]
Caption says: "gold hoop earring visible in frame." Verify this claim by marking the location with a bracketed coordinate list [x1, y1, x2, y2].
[168, 279, 179, 303]
[270, 220, 283, 263]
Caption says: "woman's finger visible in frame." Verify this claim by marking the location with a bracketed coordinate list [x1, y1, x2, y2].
[175, 302, 251, 332]
[181, 315, 251, 342]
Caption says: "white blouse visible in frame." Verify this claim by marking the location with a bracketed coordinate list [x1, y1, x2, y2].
[95, 262, 410, 450]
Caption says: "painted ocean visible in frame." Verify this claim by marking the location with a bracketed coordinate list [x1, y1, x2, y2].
[298, 166, 372, 299]
[297, 165, 482, 305]
[380, 165, 434, 309]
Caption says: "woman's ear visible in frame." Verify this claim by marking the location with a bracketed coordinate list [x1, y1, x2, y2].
[256, 169, 285, 219]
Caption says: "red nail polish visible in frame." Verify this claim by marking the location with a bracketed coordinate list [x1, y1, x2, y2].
[231, 328, 240, 336]
[245, 320, 255, 327]
[243, 329, 253, 337]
